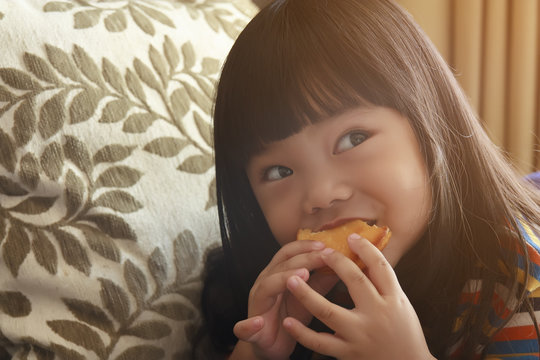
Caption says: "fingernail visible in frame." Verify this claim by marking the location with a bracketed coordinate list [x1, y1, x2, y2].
[322, 247, 335, 256]
[288, 276, 300, 289]
[348, 233, 361, 242]
[283, 318, 293, 328]
[295, 268, 307, 279]
[313, 241, 325, 250]
[253, 317, 263, 329]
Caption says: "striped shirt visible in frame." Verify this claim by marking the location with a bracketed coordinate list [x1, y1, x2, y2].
[450, 220, 540, 359]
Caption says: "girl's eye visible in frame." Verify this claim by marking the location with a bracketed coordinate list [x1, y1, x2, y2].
[334, 130, 368, 153]
[264, 166, 293, 181]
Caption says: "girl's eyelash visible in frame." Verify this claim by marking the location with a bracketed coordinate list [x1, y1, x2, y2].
[334, 129, 370, 154]
[262, 165, 292, 181]
[258, 167, 270, 181]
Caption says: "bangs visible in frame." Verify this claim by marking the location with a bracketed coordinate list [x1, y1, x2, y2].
[214, 0, 396, 166]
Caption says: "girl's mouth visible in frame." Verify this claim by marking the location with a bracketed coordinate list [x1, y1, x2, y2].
[317, 218, 376, 232]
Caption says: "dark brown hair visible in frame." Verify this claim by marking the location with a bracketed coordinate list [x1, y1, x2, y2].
[201, 0, 540, 357]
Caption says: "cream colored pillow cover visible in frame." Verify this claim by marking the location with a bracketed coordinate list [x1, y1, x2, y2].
[0, 1, 257, 359]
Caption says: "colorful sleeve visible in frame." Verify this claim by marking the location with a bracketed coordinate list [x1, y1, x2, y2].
[483, 221, 540, 359]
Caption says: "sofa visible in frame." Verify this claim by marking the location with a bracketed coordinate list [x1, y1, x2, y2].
[0, 0, 259, 358]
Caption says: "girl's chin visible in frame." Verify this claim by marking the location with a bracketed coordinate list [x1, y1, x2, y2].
[381, 247, 401, 268]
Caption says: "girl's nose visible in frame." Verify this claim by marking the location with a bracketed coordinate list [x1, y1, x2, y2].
[302, 176, 353, 214]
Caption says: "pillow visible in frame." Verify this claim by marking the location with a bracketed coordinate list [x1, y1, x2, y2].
[0, 0, 257, 359]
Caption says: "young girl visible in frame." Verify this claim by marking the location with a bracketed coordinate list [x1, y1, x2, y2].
[198, 0, 540, 358]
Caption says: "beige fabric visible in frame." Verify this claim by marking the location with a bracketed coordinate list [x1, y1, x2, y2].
[0, 0, 258, 359]
[398, 0, 540, 174]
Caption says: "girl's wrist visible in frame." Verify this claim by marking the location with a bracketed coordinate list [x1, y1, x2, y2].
[228, 340, 253, 359]
[228, 340, 267, 360]
[229, 340, 290, 360]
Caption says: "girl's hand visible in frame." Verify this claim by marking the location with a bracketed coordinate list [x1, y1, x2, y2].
[232, 240, 339, 360]
[283, 234, 435, 360]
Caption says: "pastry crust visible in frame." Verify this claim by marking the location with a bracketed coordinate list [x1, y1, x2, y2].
[296, 219, 391, 270]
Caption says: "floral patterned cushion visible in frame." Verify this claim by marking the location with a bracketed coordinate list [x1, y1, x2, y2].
[0, 1, 257, 359]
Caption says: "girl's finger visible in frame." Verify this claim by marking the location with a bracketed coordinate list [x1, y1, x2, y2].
[348, 234, 401, 297]
[265, 240, 325, 271]
[269, 249, 329, 275]
[286, 275, 349, 331]
[233, 316, 264, 342]
[262, 245, 329, 280]
[320, 248, 380, 307]
[250, 268, 310, 314]
[283, 316, 345, 358]
[286, 271, 339, 325]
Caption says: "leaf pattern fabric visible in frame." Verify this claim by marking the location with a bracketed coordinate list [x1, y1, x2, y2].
[0, 0, 258, 359]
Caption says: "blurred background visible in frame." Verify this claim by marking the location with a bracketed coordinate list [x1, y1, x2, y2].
[398, 0, 539, 175]
[253, 0, 540, 175]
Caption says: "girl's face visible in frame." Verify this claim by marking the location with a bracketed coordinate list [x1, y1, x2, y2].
[246, 106, 431, 266]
